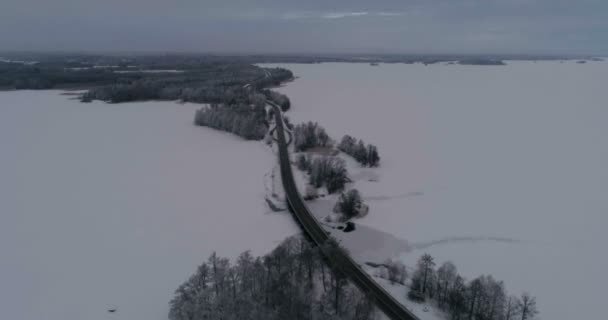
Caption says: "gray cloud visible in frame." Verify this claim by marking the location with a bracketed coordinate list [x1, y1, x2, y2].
[0, 0, 606, 54]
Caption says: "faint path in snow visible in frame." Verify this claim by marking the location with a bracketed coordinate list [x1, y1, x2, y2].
[363, 191, 424, 201]
[410, 236, 522, 251]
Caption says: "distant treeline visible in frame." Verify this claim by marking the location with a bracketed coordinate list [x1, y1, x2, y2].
[81, 65, 292, 104]
[169, 237, 375, 320]
[0, 54, 293, 92]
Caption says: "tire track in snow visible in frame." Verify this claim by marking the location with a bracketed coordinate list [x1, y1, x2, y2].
[410, 236, 522, 251]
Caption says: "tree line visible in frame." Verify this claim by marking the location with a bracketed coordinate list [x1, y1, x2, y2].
[408, 254, 539, 320]
[169, 237, 376, 320]
[338, 135, 380, 167]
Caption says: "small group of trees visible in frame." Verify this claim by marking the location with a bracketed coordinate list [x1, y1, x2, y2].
[337, 135, 380, 167]
[408, 254, 539, 320]
[194, 104, 268, 140]
[169, 237, 375, 320]
[297, 155, 348, 194]
[293, 122, 332, 152]
[333, 189, 365, 220]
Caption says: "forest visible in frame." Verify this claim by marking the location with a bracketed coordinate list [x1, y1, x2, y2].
[169, 237, 376, 320]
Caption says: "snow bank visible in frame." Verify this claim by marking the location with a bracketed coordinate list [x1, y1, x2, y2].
[263, 61, 608, 320]
[0, 91, 298, 320]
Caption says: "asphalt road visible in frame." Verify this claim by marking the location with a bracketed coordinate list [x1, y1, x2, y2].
[270, 103, 420, 320]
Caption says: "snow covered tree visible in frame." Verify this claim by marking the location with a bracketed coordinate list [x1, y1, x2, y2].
[337, 135, 380, 167]
[333, 189, 363, 220]
[518, 293, 539, 320]
[418, 253, 436, 295]
[293, 121, 332, 151]
[309, 156, 348, 194]
[436, 261, 458, 308]
[295, 154, 312, 173]
[194, 104, 267, 140]
[504, 295, 521, 320]
[366, 144, 380, 167]
[384, 259, 407, 285]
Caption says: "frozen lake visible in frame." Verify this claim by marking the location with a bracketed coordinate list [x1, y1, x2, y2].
[267, 61, 608, 320]
[0, 91, 298, 320]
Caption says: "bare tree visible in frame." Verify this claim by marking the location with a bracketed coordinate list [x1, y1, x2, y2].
[518, 293, 539, 320]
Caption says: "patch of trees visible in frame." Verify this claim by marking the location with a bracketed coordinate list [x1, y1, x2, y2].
[338, 135, 380, 167]
[408, 253, 539, 320]
[194, 104, 268, 140]
[333, 189, 365, 220]
[297, 155, 348, 194]
[293, 122, 332, 152]
[169, 236, 376, 320]
[253, 67, 293, 89]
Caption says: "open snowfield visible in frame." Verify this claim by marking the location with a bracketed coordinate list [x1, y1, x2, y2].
[265, 60, 608, 320]
[0, 91, 297, 320]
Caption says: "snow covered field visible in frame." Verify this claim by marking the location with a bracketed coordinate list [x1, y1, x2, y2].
[0, 91, 297, 320]
[265, 60, 608, 320]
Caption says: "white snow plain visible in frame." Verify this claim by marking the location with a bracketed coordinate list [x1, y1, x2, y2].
[265, 60, 608, 320]
[0, 91, 298, 320]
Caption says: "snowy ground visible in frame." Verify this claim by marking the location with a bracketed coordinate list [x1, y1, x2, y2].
[263, 60, 608, 320]
[0, 91, 298, 320]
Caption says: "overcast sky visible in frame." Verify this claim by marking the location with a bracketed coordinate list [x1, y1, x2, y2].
[1, 0, 606, 54]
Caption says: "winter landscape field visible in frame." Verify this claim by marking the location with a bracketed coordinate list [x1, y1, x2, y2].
[0, 91, 298, 320]
[266, 60, 608, 320]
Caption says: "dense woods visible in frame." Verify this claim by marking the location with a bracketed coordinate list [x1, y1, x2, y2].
[81, 65, 292, 104]
[169, 237, 376, 320]
[194, 104, 268, 140]
[408, 254, 539, 320]
[0, 55, 293, 92]
[338, 135, 380, 167]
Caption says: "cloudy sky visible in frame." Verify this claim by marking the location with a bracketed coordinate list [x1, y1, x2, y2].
[1, 0, 606, 54]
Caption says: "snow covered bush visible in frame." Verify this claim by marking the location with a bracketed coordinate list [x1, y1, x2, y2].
[333, 189, 365, 220]
[384, 259, 407, 285]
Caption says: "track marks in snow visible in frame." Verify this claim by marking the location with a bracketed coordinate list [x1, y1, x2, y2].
[410, 236, 522, 251]
[363, 191, 424, 201]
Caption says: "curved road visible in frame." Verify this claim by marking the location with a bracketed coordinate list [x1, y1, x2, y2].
[270, 102, 420, 320]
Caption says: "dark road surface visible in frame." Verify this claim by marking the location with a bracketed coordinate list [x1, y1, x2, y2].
[270, 103, 420, 320]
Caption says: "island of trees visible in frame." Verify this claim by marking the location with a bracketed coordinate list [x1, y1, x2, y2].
[405, 254, 538, 320]
[338, 135, 380, 167]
